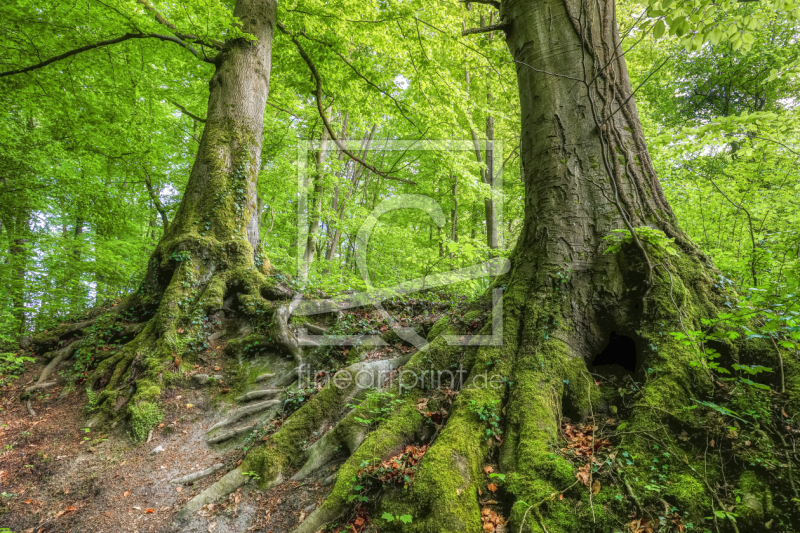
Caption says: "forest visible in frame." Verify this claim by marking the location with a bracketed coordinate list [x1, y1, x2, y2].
[1, 0, 800, 531]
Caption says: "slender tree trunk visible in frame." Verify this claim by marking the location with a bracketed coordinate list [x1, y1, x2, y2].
[484, 91, 497, 252]
[325, 125, 376, 261]
[10, 234, 28, 334]
[301, 120, 330, 282]
[450, 175, 458, 244]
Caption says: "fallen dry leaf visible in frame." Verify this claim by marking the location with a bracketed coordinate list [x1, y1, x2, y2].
[123, 491, 130, 497]
[483, 466, 494, 475]
[354, 517, 365, 526]
[145, 508, 155, 513]
[176, 486, 183, 492]
[591, 480, 601, 494]
[575, 463, 591, 487]
[487, 483, 498, 493]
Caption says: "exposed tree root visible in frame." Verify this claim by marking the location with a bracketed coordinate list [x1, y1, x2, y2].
[207, 422, 259, 444]
[174, 467, 259, 523]
[235, 388, 280, 402]
[207, 399, 281, 433]
[292, 393, 426, 533]
[170, 463, 227, 485]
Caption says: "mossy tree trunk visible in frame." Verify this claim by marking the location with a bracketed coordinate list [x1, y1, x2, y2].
[28, 0, 291, 433]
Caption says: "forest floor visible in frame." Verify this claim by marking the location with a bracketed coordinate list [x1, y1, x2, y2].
[0, 348, 333, 533]
[0, 303, 445, 533]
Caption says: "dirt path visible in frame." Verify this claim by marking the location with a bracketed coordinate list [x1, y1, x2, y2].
[0, 360, 330, 533]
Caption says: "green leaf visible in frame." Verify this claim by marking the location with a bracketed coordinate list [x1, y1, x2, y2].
[654, 19, 667, 39]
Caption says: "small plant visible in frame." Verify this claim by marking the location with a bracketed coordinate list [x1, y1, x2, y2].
[381, 512, 413, 524]
[242, 471, 261, 481]
[282, 387, 318, 414]
[468, 399, 503, 441]
[128, 402, 164, 443]
[170, 250, 192, 262]
[347, 388, 404, 426]
[0, 351, 34, 387]
[86, 388, 100, 412]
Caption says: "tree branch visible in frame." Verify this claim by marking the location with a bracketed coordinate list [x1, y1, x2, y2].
[171, 100, 206, 123]
[462, 0, 502, 9]
[0, 32, 212, 78]
[142, 165, 170, 231]
[295, 32, 422, 133]
[277, 22, 416, 186]
[136, 0, 223, 50]
[461, 21, 508, 36]
[266, 101, 301, 119]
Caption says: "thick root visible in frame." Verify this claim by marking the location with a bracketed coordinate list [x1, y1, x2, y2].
[170, 463, 227, 485]
[174, 467, 260, 523]
[292, 392, 426, 533]
[207, 399, 281, 433]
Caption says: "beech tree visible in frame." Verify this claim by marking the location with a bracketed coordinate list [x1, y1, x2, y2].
[5, 0, 800, 531]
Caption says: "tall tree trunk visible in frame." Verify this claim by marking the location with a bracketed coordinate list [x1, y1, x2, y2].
[33, 0, 283, 431]
[450, 175, 458, 244]
[143, 0, 277, 286]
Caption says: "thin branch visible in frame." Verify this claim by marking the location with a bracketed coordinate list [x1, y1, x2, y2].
[600, 57, 669, 125]
[512, 59, 585, 83]
[752, 135, 800, 158]
[277, 22, 416, 186]
[267, 101, 301, 119]
[689, 167, 758, 286]
[142, 165, 170, 231]
[296, 32, 422, 133]
[171, 100, 206, 123]
[462, 22, 509, 36]
[136, 0, 222, 50]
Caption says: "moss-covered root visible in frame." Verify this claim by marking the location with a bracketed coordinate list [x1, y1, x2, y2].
[290, 408, 368, 481]
[272, 294, 303, 362]
[501, 339, 603, 533]
[292, 393, 426, 533]
[241, 354, 412, 487]
[384, 387, 501, 533]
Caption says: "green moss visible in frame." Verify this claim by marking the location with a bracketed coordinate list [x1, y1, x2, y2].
[128, 399, 164, 443]
[735, 470, 773, 521]
[664, 474, 709, 515]
[243, 363, 361, 481]
[427, 316, 450, 342]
